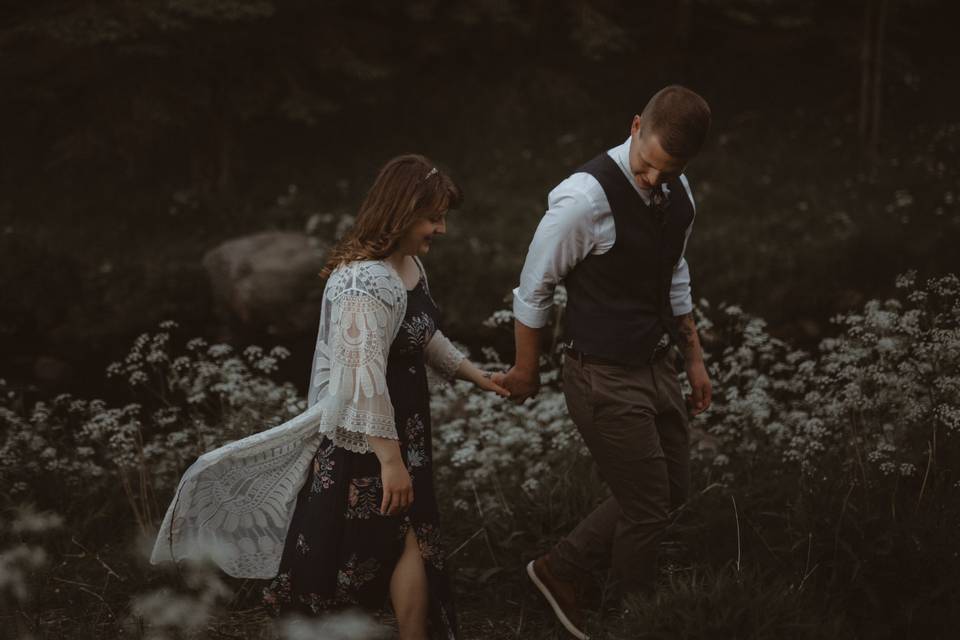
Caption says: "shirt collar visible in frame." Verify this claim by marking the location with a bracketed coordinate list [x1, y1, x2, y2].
[608, 136, 670, 205]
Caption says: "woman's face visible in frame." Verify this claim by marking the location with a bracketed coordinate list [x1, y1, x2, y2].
[399, 208, 448, 257]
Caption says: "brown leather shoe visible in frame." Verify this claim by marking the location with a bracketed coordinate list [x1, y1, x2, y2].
[526, 556, 590, 639]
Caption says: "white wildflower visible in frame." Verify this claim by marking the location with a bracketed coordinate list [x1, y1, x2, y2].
[207, 344, 233, 358]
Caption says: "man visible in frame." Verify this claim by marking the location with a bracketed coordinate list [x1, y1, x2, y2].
[496, 85, 713, 639]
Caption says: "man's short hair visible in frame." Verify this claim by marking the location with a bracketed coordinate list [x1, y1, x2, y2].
[640, 85, 711, 159]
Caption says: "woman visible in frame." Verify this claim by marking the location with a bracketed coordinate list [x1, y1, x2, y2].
[151, 155, 508, 639]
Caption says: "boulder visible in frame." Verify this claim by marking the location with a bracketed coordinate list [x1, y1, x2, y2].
[202, 231, 329, 337]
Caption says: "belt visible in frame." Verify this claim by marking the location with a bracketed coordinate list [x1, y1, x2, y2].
[565, 341, 672, 367]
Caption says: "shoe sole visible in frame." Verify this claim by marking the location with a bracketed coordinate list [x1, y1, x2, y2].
[525, 560, 590, 640]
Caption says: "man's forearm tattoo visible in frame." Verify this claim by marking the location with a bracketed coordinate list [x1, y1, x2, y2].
[675, 312, 697, 351]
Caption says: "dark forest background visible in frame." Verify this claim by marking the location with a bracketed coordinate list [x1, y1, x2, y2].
[4, 3, 960, 639]
[2, 0, 959, 394]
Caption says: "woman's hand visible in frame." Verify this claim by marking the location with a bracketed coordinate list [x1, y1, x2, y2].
[367, 435, 413, 516]
[453, 359, 511, 398]
[380, 459, 414, 516]
[476, 370, 511, 398]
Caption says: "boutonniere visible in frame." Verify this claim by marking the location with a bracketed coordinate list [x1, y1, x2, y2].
[650, 184, 670, 216]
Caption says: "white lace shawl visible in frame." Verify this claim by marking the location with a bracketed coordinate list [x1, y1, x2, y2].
[149, 259, 465, 578]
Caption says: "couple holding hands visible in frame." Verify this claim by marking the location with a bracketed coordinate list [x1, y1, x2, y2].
[151, 85, 714, 640]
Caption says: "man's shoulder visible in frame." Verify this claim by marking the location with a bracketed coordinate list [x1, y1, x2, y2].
[549, 169, 608, 211]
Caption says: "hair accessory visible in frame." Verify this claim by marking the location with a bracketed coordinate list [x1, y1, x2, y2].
[423, 167, 439, 180]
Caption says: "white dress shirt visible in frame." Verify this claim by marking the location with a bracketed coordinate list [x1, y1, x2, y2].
[512, 137, 696, 329]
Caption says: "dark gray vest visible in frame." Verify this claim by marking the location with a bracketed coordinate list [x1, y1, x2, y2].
[563, 152, 695, 365]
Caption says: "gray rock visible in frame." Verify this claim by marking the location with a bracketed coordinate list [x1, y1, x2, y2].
[203, 231, 329, 336]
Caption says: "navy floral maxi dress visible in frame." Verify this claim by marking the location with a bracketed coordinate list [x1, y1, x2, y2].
[262, 266, 458, 639]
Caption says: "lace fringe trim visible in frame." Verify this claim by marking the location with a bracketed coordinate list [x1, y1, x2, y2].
[318, 404, 398, 454]
[433, 347, 466, 381]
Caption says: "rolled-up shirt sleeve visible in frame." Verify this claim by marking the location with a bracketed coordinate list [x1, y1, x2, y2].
[512, 179, 599, 329]
[670, 258, 693, 316]
[670, 174, 696, 316]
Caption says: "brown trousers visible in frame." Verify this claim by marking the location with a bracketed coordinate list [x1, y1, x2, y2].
[548, 350, 690, 596]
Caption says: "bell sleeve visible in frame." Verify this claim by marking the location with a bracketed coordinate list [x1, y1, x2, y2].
[317, 287, 399, 453]
[424, 329, 466, 381]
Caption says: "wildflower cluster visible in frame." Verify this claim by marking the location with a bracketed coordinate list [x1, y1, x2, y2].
[0, 323, 303, 528]
[431, 292, 587, 508]
[4, 275, 957, 549]
[432, 366, 589, 506]
[700, 273, 960, 495]
[430, 274, 959, 511]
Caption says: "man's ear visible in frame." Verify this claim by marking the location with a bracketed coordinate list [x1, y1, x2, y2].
[631, 115, 642, 136]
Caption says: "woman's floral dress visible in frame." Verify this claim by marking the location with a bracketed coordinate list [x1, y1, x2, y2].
[263, 266, 458, 639]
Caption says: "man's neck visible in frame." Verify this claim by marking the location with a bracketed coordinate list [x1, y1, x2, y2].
[611, 136, 652, 202]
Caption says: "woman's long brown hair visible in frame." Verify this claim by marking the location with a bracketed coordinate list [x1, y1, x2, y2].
[320, 154, 462, 279]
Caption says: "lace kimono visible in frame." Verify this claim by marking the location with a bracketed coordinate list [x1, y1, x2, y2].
[149, 260, 465, 579]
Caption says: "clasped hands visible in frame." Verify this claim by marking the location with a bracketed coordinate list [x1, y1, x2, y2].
[490, 366, 539, 405]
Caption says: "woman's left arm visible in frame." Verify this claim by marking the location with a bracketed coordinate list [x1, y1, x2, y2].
[416, 259, 508, 397]
[425, 330, 510, 397]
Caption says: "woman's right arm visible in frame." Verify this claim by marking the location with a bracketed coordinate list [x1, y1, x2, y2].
[367, 435, 413, 516]
[320, 275, 412, 515]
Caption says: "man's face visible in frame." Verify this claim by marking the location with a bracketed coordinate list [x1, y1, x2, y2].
[628, 115, 687, 190]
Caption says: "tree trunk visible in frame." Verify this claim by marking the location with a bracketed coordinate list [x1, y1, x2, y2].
[858, 0, 875, 142]
[869, 0, 890, 163]
[859, 0, 891, 171]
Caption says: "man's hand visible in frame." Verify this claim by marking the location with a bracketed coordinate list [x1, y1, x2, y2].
[685, 358, 712, 416]
[674, 311, 712, 416]
[492, 366, 540, 404]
